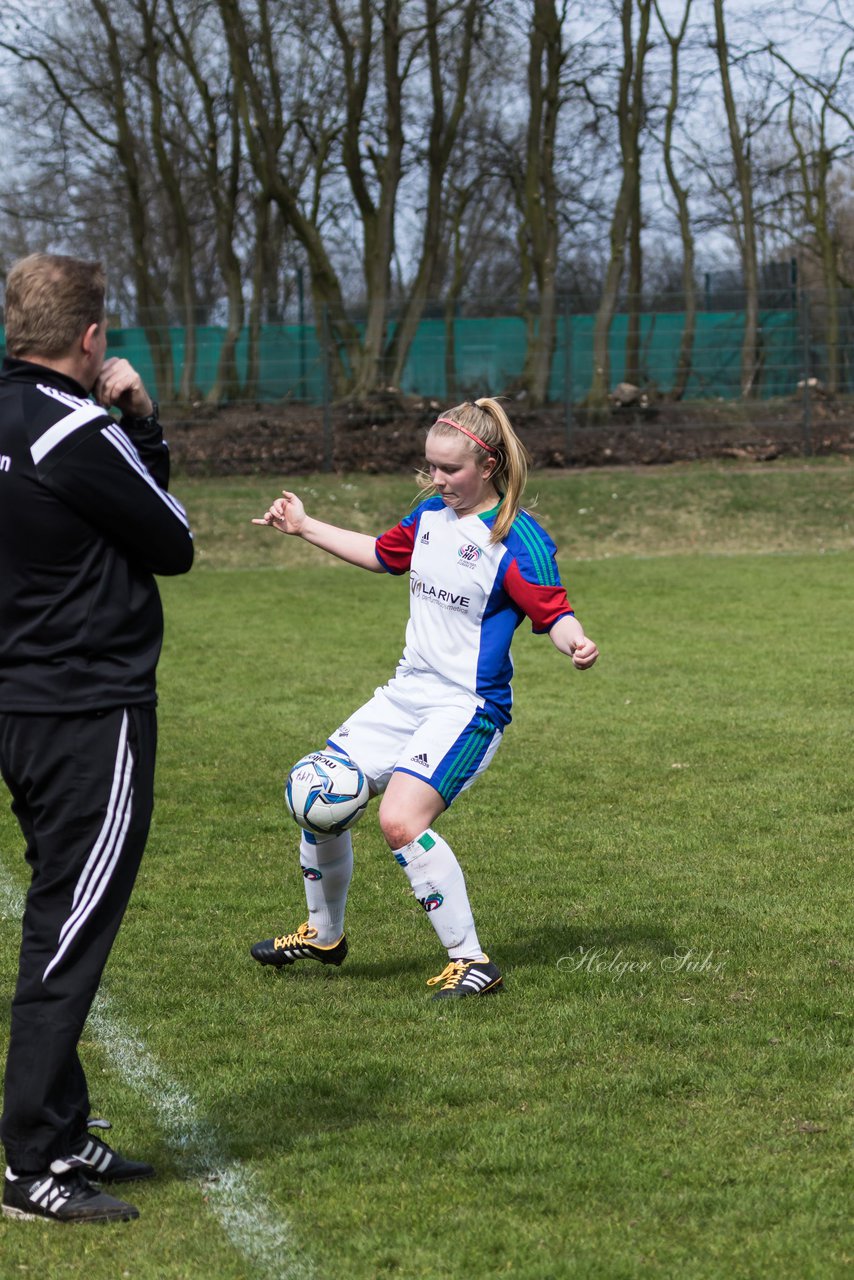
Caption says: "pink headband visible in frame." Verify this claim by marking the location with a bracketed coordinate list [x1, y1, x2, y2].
[434, 416, 497, 455]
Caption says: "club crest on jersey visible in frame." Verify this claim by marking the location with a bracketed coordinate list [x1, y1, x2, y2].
[302, 866, 322, 880]
[418, 891, 444, 912]
[457, 542, 482, 568]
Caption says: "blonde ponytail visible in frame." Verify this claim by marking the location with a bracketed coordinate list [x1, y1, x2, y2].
[422, 398, 531, 543]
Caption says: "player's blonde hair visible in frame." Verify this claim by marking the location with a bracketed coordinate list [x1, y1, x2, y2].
[4, 253, 105, 359]
[422, 398, 531, 543]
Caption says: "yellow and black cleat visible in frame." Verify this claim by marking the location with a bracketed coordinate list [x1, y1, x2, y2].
[250, 921, 348, 968]
[427, 955, 504, 1000]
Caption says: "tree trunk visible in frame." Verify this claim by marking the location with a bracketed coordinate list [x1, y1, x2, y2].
[217, 0, 364, 393]
[329, 0, 403, 397]
[385, 0, 480, 390]
[624, 175, 642, 385]
[211, 104, 246, 404]
[517, 0, 563, 407]
[588, 0, 652, 407]
[714, 0, 760, 397]
[785, 88, 845, 393]
[89, 0, 175, 399]
[139, 0, 198, 403]
[161, 0, 245, 403]
[654, 0, 696, 400]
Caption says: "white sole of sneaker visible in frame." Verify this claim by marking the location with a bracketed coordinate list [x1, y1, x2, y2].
[2, 1204, 50, 1222]
[2, 1201, 138, 1224]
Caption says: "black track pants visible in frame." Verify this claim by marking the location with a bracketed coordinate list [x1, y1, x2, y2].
[0, 706, 156, 1174]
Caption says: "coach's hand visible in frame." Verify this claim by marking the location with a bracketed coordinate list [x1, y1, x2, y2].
[94, 357, 154, 419]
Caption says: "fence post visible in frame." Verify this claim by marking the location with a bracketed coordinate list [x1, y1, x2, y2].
[563, 295, 573, 457]
[800, 289, 813, 458]
[321, 303, 333, 473]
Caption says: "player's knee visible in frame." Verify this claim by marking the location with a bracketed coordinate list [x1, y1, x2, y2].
[378, 799, 417, 851]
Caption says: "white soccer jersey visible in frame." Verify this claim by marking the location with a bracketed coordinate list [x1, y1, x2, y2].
[374, 496, 573, 727]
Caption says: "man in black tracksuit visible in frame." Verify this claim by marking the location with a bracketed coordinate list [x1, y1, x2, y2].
[0, 253, 194, 1223]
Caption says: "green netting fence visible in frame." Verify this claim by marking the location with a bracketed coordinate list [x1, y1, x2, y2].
[1, 305, 837, 403]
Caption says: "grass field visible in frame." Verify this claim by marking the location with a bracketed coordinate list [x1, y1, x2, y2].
[1, 459, 852, 1279]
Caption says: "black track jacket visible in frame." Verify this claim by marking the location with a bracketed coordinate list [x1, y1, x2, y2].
[0, 357, 194, 712]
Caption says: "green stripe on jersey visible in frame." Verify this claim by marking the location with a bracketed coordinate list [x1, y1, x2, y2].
[513, 511, 556, 585]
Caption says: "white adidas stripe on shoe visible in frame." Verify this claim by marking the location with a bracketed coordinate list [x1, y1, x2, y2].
[3, 1160, 139, 1223]
[427, 955, 504, 999]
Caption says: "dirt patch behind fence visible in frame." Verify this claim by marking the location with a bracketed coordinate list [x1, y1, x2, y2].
[165, 393, 854, 475]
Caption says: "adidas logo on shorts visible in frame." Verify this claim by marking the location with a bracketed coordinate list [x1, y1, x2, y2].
[411, 751, 429, 767]
[420, 531, 430, 544]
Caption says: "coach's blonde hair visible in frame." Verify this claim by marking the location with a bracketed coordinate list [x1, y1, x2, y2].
[4, 253, 105, 359]
[422, 398, 530, 543]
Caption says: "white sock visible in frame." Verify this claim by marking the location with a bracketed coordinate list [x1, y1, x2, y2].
[392, 828, 483, 960]
[300, 830, 353, 944]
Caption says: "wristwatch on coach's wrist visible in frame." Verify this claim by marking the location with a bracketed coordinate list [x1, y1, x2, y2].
[125, 400, 159, 428]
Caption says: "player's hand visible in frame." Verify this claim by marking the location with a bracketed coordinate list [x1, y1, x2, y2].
[571, 636, 599, 670]
[94, 358, 153, 418]
[251, 489, 307, 535]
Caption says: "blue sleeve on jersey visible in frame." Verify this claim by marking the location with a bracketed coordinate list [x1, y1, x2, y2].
[504, 511, 562, 586]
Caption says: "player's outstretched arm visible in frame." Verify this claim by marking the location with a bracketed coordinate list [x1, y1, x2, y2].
[549, 614, 599, 669]
[252, 489, 383, 572]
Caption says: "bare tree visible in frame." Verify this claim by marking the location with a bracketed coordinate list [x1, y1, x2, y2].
[712, 0, 762, 397]
[511, 0, 565, 406]
[215, 0, 362, 393]
[157, 0, 250, 401]
[588, 0, 653, 407]
[652, 0, 696, 400]
[769, 40, 854, 392]
[133, 0, 202, 401]
[0, 1, 181, 394]
[384, 0, 483, 390]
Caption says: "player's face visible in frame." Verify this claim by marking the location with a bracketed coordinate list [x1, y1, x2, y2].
[425, 430, 497, 518]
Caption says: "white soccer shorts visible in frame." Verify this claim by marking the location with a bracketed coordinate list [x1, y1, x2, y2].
[326, 667, 502, 807]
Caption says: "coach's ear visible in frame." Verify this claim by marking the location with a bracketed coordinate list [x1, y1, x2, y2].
[73, 321, 106, 392]
[81, 322, 101, 356]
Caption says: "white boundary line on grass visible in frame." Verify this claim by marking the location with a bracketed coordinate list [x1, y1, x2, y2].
[0, 871, 312, 1280]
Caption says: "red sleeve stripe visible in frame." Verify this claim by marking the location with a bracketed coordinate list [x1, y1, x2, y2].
[503, 559, 573, 632]
[375, 520, 416, 574]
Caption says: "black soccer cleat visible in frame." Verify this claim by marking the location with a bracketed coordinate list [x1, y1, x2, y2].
[427, 955, 504, 1000]
[250, 921, 348, 968]
[2, 1159, 139, 1223]
[71, 1126, 155, 1183]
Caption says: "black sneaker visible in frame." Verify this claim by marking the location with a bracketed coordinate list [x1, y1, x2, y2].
[250, 921, 348, 968]
[72, 1126, 154, 1183]
[2, 1159, 139, 1223]
[427, 955, 504, 999]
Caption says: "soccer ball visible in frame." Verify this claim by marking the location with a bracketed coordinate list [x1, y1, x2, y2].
[285, 750, 370, 836]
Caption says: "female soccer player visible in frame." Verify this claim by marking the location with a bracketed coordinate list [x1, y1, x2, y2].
[250, 398, 598, 998]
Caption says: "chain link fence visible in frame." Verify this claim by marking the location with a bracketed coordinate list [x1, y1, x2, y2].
[2, 287, 852, 467]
